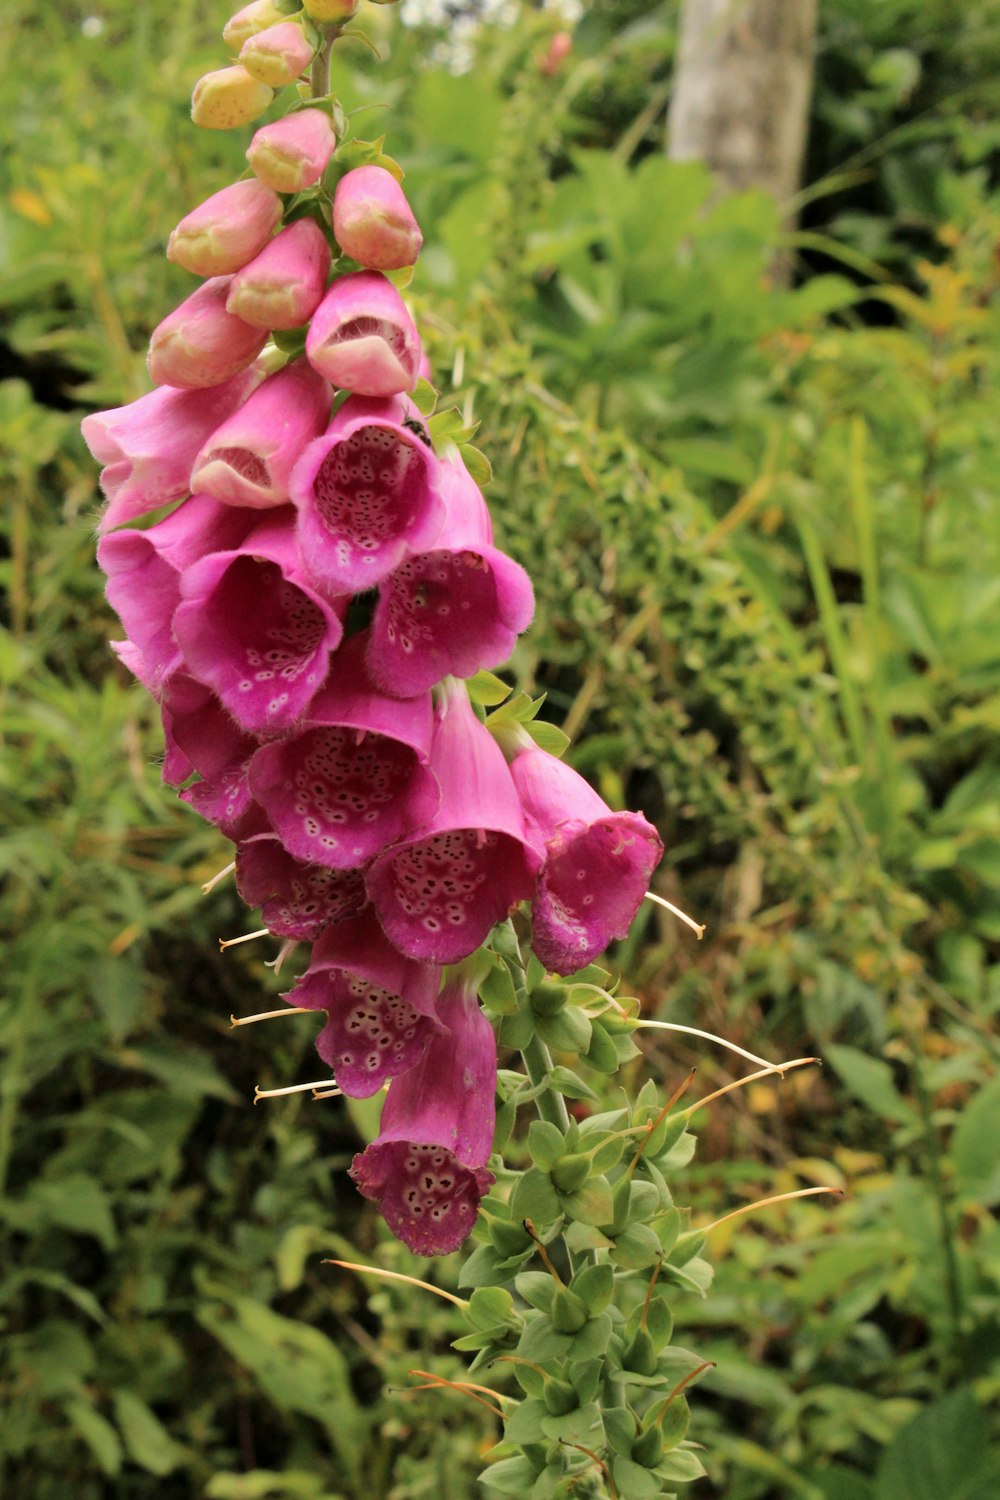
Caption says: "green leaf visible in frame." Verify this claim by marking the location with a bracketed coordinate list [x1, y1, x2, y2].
[410, 377, 439, 416]
[23, 1173, 117, 1250]
[547, 1066, 598, 1101]
[527, 1120, 567, 1172]
[480, 1456, 541, 1496]
[611, 1456, 663, 1498]
[876, 1391, 1000, 1500]
[562, 1176, 614, 1227]
[826, 1044, 918, 1127]
[467, 670, 513, 707]
[657, 1447, 707, 1482]
[112, 1391, 186, 1477]
[461, 443, 493, 487]
[535, 1005, 592, 1054]
[526, 720, 571, 758]
[467, 1287, 516, 1331]
[509, 1167, 561, 1225]
[67, 1400, 123, 1477]
[951, 1075, 1000, 1206]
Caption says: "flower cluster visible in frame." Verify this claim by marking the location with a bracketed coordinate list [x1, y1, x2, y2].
[82, 0, 663, 1258]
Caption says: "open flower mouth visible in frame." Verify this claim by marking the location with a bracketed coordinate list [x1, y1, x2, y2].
[236, 835, 366, 941]
[250, 724, 429, 870]
[313, 975, 438, 1098]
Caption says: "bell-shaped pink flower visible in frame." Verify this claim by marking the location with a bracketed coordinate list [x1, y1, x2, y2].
[507, 732, 664, 974]
[98, 495, 258, 695]
[236, 830, 367, 941]
[172, 509, 346, 737]
[367, 461, 534, 697]
[290, 394, 446, 596]
[148, 278, 269, 390]
[167, 180, 282, 278]
[226, 220, 332, 332]
[246, 109, 336, 194]
[367, 680, 540, 964]
[248, 636, 439, 870]
[190, 359, 332, 509]
[161, 674, 261, 837]
[82, 369, 260, 533]
[240, 21, 314, 88]
[287, 909, 443, 1097]
[305, 271, 421, 397]
[350, 973, 496, 1256]
[333, 166, 423, 271]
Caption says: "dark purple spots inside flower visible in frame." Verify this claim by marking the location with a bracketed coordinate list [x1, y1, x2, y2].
[350, 1139, 490, 1255]
[311, 427, 422, 581]
[250, 724, 424, 869]
[315, 975, 434, 1097]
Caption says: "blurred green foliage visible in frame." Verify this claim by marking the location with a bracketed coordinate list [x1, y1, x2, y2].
[2, 1, 999, 1497]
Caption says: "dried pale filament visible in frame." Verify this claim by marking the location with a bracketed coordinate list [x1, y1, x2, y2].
[632, 1018, 774, 1072]
[201, 859, 235, 894]
[254, 1078, 340, 1103]
[323, 1258, 468, 1309]
[231, 1006, 312, 1027]
[219, 927, 269, 951]
[680, 1056, 819, 1118]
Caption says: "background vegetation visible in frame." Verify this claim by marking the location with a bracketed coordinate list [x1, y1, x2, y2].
[2, 1, 999, 1496]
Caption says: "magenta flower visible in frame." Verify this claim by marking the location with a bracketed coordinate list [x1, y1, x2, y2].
[82, 369, 260, 532]
[148, 277, 269, 390]
[332, 165, 423, 271]
[167, 180, 282, 277]
[367, 459, 534, 697]
[507, 735, 664, 974]
[290, 394, 446, 596]
[350, 974, 496, 1254]
[98, 495, 258, 695]
[305, 270, 421, 397]
[246, 109, 337, 194]
[248, 636, 439, 870]
[367, 680, 540, 963]
[172, 509, 346, 737]
[287, 909, 443, 1097]
[236, 830, 367, 941]
[190, 359, 332, 510]
[159, 673, 261, 838]
[226, 220, 332, 332]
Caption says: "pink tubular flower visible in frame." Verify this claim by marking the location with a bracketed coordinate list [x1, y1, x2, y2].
[82, 369, 260, 533]
[148, 278, 268, 390]
[367, 680, 540, 964]
[305, 271, 421, 397]
[332, 166, 423, 271]
[246, 109, 337, 194]
[248, 635, 439, 870]
[98, 496, 258, 695]
[240, 22, 314, 88]
[367, 459, 534, 697]
[236, 830, 367, 941]
[350, 973, 496, 1255]
[287, 909, 443, 1097]
[506, 731, 664, 974]
[226, 220, 332, 331]
[166, 180, 282, 278]
[172, 509, 346, 737]
[290, 394, 446, 596]
[161, 674, 261, 837]
[190, 359, 332, 509]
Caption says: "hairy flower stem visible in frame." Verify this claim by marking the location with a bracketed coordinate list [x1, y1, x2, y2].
[310, 28, 337, 100]
[521, 1033, 571, 1135]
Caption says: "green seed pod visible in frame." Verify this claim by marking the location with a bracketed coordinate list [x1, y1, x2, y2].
[550, 1287, 588, 1334]
[622, 1328, 657, 1376]
[530, 979, 567, 1017]
[551, 1152, 591, 1193]
[490, 1218, 532, 1257]
[543, 1377, 579, 1416]
[632, 1423, 665, 1469]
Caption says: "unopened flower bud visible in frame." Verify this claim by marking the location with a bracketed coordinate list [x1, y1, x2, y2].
[226, 220, 331, 330]
[224, 0, 297, 51]
[551, 1152, 591, 1194]
[543, 1378, 579, 1417]
[306, 270, 421, 396]
[632, 1424, 665, 1469]
[148, 278, 268, 389]
[191, 66, 274, 130]
[540, 31, 572, 77]
[550, 1287, 588, 1335]
[303, 0, 359, 18]
[167, 180, 282, 277]
[240, 22, 314, 87]
[530, 979, 567, 1018]
[333, 165, 423, 271]
[247, 109, 336, 193]
[623, 1328, 658, 1376]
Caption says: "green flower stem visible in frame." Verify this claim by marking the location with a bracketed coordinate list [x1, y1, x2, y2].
[520, 1033, 571, 1134]
[310, 25, 338, 99]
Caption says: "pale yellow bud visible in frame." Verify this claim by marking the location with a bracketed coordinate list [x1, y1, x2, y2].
[223, 0, 295, 52]
[302, 0, 359, 18]
[191, 66, 274, 131]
